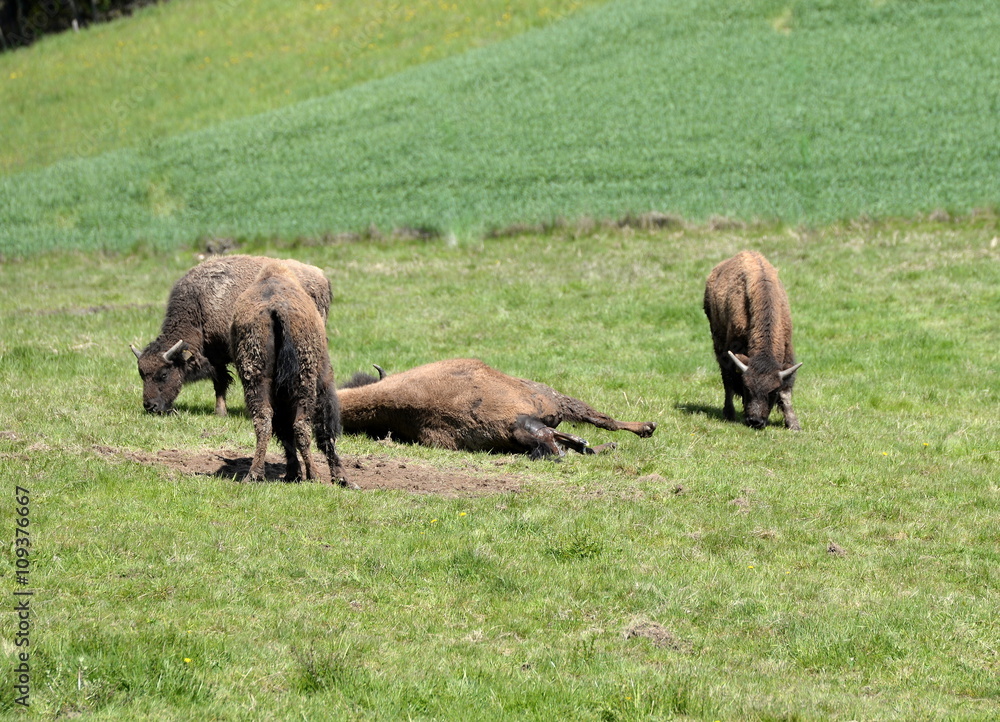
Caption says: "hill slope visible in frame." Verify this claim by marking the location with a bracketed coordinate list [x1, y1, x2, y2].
[2, 0, 999, 256]
[0, 0, 597, 175]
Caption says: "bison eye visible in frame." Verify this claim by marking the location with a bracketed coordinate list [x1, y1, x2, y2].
[155, 371, 169, 382]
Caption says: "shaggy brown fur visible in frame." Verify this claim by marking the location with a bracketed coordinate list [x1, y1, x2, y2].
[338, 358, 657, 459]
[131, 255, 331, 415]
[703, 250, 802, 430]
[230, 262, 348, 485]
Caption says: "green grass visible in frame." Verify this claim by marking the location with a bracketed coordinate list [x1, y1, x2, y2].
[0, 0, 599, 175]
[3, 0, 1000, 257]
[1, 219, 998, 718]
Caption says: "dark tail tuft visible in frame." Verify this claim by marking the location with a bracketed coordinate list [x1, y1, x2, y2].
[315, 374, 343, 449]
[273, 310, 300, 397]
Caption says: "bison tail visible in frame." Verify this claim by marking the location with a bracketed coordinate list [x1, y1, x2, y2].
[315, 374, 343, 445]
[273, 310, 301, 398]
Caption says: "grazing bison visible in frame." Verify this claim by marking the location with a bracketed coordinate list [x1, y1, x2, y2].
[230, 262, 349, 485]
[703, 250, 803, 430]
[337, 358, 657, 459]
[131, 255, 331, 415]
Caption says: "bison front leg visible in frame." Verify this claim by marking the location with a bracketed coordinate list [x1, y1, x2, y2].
[720, 370, 739, 423]
[279, 436, 302, 481]
[211, 361, 233, 416]
[777, 388, 801, 431]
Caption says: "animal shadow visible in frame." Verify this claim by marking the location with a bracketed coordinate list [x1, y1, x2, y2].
[674, 403, 728, 423]
[211, 455, 292, 482]
[171, 402, 250, 419]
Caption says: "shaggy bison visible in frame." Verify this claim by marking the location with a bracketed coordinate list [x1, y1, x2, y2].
[230, 262, 348, 485]
[338, 358, 657, 459]
[131, 255, 331, 415]
[703, 250, 803, 430]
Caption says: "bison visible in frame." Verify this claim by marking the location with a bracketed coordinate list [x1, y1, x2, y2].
[337, 358, 657, 459]
[703, 250, 803, 430]
[131, 255, 331, 416]
[230, 262, 349, 485]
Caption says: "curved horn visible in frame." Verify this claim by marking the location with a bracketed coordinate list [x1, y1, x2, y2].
[162, 340, 189, 363]
[130, 343, 142, 360]
[373, 364, 387, 380]
[779, 362, 803, 381]
[727, 351, 749, 374]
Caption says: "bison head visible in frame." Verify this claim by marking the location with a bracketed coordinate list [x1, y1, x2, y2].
[131, 340, 201, 415]
[728, 351, 802, 429]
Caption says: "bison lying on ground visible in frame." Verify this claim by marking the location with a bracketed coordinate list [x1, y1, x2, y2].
[131, 255, 331, 415]
[230, 262, 349, 485]
[337, 358, 657, 459]
[703, 250, 803, 430]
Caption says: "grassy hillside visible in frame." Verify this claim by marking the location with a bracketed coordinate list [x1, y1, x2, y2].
[1, 220, 998, 718]
[2, 0, 999, 257]
[0, 0, 599, 175]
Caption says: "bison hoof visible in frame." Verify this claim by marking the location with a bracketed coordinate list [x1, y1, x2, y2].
[640, 422, 657, 438]
[336, 477, 359, 490]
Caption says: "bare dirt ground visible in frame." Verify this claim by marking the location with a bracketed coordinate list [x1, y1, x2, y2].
[92, 445, 524, 496]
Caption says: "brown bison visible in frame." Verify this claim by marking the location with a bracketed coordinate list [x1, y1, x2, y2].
[131, 255, 331, 415]
[230, 262, 349, 485]
[704, 250, 803, 430]
[338, 358, 657, 458]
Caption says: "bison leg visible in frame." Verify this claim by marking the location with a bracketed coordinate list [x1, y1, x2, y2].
[514, 416, 607, 459]
[558, 395, 657, 437]
[315, 377, 354, 488]
[291, 415, 318, 481]
[721, 373, 738, 422]
[280, 436, 302, 481]
[513, 416, 565, 459]
[247, 406, 272, 481]
[211, 362, 233, 416]
[777, 388, 801, 431]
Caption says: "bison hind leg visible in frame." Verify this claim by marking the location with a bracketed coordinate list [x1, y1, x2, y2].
[514, 415, 601, 460]
[290, 415, 318, 481]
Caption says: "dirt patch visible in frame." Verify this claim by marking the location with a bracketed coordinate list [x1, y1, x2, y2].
[623, 620, 692, 653]
[92, 445, 523, 497]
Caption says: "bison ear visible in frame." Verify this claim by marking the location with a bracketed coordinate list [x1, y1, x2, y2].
[162, 340, 190, 363]
[130, 343, 142, 360]
[727, 351, 750, 374]
[779, 362, 803, 380]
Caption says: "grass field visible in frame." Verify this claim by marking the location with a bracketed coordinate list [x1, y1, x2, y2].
[1, 219, 998, 719]
[3, 0, 1000, 257]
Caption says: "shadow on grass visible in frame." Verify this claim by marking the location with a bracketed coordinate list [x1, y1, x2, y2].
[172, 402, 249, 419]
[209, 454, 293, 482]
[674, 402, 728, 423]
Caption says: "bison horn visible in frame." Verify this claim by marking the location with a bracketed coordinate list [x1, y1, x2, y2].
[373, 364, 387, 380]
[130, 343, 142, 360]
[727, 351, 749, 374]
[779, 362, 803, 381]
[162, 339, 190, 363]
